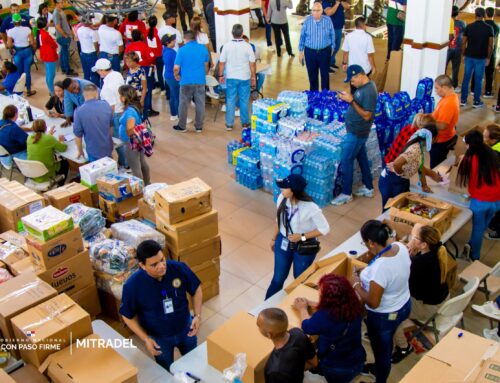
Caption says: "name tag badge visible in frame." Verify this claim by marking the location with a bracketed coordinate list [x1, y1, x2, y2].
[388, 312, 398, 321]
[281, 237, 289, 251]
[163, 298, 174, 314]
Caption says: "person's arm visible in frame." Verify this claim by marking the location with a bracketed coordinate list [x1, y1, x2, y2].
[298, 20, 307, 62]
[188, 285, 202, 336]
[63, 93, 74, 125]
[353, 279, 385, 309]
[340, 0, 350, 10]
[324, 1, 341, 16]
[122, 316, 162, 356]
[173, 64, 181, 81]
[73, 112, 85, 158]
[54, 12, 68, 38]
[140, 75, 147, 106]
[389, 155, 407, 175]
[487, 37, 493, 65]
[368, 53, 376, 74]
[53, 136, 67, 151]
[250, 61, 256, 87]
[28, 32, 36, 50]
[6, 36, 13, 49]
[351, 99, 373, 121]
[126, 116, 136, 137]
[461, 35, 468, 57]
[270, 223, 279, 251]
[218, 61, 226, 83]
[342, 51, 348, 71]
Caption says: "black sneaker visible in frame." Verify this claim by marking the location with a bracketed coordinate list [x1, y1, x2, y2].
[360, 363, 376, 377]
[391, 344, 414, 364]
[65, 70, 78, 77]
[195, 128, 202, 133]
[329, 66, 337, 73]
[332, 64, 340, 69]
[148, 110, 160, 117]
[486, 231, 500, 241]
[173, 125, 187, 133]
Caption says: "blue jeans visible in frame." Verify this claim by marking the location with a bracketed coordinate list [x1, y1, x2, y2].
[99, 52, 121, 72]
[57, 36, 71, 74]
[225, 78, 251, 127]
[330, 28, 343, 66]
[461, 57, 487, 104]
[0, 150, 27, 168]
[265, 233, 318, 299]
[80, 52, 100, 87]
[321, 361, 365, 383]
[378, 170, 410, 211]
[142, 66, 155, 119]
[13, 47, 33, 91]
[44, 61, 56, 95]
[165, 77, 180, 117]
[469, 198, 500, 260]
[113, 112, 128, 167]
[152, 325, 197, 371]
[341, 133, 373, 196]
[366, 299, 411, 383]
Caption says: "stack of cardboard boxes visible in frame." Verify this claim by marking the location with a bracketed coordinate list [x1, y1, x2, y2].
[155, 178, 221, 302]
[79, 157, 118, 207]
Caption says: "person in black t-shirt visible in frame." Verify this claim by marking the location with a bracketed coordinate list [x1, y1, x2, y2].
[44, 81, 65, 118]
[460, 7, 494, 108]
[483, 7, 499, 98]
[257, 308, 316, 383]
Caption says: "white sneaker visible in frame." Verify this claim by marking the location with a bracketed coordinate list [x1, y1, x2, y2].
[221, 104, 227, 112]
[191, 101, 196, 107]
[354, 186, 375, 198]
[331, 194, 353, 206]
[152, 88, 161, 95]
[267, 46, 275, 52]
[187, 118, 193, 124]
[454, 86, 461, 93]
[170, 115, 179, 121]
[472, 301, 500, 321]
[483, 328, 500, 342]
[235, 109, 240, 117]
[161, 90, 166, 96]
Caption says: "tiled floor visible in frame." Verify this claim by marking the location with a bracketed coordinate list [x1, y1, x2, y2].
[14, 4, 500, 381]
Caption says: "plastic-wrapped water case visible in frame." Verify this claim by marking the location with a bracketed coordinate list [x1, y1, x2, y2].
[111, 219, 166, 249]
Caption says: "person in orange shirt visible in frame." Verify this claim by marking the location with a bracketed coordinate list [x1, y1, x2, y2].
[430, 75, 460, 168]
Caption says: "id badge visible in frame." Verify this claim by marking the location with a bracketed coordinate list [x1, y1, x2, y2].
[163, 298, 174, 314]
[281, 237, 289, 251]
[388, 312, 398, 321]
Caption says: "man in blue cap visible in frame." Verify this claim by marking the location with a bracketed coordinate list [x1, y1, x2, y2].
[332, 64, 377, 206]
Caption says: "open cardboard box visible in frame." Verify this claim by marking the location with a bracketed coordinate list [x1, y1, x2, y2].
[277, 284, 319, 329]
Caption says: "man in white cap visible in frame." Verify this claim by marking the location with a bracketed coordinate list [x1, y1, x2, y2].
[92, 58, 128, 171]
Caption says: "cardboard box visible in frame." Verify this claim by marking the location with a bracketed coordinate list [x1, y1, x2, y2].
[155, 178, 212, 225]
[39, 334, 138, 383]
[202, 278, 219, 302]
[0, 238, 27, 272]
[278, 284, 319, 329]
[69, 283, 101, 317]
[9, 364, 49, 383]
[79, 157, 118, 187]
[9, 256, 36, 275]
[207, 311, 273, 383]
[21, 206, 74, 242]
[191, 257, 220, 283]
[138, 198, 155, 224]
[0, 370, 15, 383]
[26, 226, 84, 270]
[0, 273, 57, 357]
[156, 210, 219, 253]
[475, 358, 500, 383]
[170, 235, 221, 267]
[385, 192, 455, 235]
[0, 230, 27, 252]
[43, 183, 93, 210]
[11, 294, 93, 367]
[0, 179, 46, 232]
[96, 174, 143, 203]
[285, 253, 366, 294]
[99, 195, 142, 223]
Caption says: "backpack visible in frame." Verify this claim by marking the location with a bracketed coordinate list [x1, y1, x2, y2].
[128, 108, 156, 157]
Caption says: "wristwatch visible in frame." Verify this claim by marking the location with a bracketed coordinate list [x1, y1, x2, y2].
[301, 233, 307, 242]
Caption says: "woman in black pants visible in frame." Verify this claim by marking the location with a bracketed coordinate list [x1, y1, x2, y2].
[267, 0, 294, 57]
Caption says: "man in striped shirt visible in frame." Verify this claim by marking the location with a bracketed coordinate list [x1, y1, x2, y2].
[298, 2, 335, 91]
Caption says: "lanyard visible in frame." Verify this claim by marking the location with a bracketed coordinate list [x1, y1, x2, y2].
[287, 205, 299, 222]
[161, 289, 168, 299]
[368, 245, 392, 266]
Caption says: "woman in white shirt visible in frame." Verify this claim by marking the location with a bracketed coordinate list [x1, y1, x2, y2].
[351, 220, 411, 383]
[265, 174, 330, 299]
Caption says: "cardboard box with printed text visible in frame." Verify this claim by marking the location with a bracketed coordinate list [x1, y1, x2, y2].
[43, 183, 93, 210]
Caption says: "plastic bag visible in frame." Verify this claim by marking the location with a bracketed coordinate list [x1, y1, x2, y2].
[64, 203, 106, 239]
[143, 183, 168, 207]
[223, 353, 247, 382]
[111, 219, 166, 249]
[89, 239, 137, 275]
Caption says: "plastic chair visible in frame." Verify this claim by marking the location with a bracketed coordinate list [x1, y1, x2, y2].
[12, 73, 26, 95]
[459, 261, 500, 301]
[410, 277, 480, 343]
[13, 157, 64, 192]
[206, 75, 225, 122]
[0, 145, 18, 180]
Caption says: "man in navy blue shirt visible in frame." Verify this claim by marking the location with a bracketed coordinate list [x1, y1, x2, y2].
[323, 0, 350, 73]
[120, 240, 203, 371]
[0, 3, 30, 42]
[61, 77, 97, 126]
[0, 104, 28, 168]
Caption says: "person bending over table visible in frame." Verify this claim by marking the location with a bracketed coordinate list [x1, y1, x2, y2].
[392, 224, 454, 364]
[483, 124, 500, 241]
[0, 104, 28, 167]
[61, 77, 97, 127]
[44, 82, 65, 118]
[350, 220, 411, 383]
[119, 240, 202, 372]
[293, 274, 366, 383]
[257, 308, 316, 383]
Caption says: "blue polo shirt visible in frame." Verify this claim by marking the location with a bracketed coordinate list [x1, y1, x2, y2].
[2, 72, 21, 94]
[0, 14, 30, 33]
[120, 261, 201, 338]
[0, 119, 28, 154]
[323, 0, 345, 30]
[174, 41, 209, 86]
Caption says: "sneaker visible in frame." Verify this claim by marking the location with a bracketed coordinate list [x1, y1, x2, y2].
[461, 243, 472, 261]
[391, 344, 414, 364]
[225, 125, 233, 131]
[161, 90, 166, 96]
[354, 186, 375, 198]
[187, 118, 193, 124]
[483, 328, 500, 342]
[360, 363, 376, 378]
[195, 128, 203, 133]
[483, 92, 494, 99]
[454, 86, 461, 93]
[485, 231, 500, 241]
[170, 115, 179, 121]
[26, 90, 37, 97]
[148, 110, 160, 117]
[267, 46, 275, 52]
[331, 194, 353, 206]
[221, 105, 227, 112]
[173, 125, 187, 133]
[235, 109, 240, 117]
[65, 70, 78, 77]
[329, 67, 337, 74]
[152, 88, 161, 95]
[472, 301, 500, 321]
[460, 101, 467, 107]
[191, 101, 196, 107]
[118, 166, 132, 174]
[473, 101, 485, 109]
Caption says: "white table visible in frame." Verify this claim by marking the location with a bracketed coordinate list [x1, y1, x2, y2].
[92, 320, 175, 383]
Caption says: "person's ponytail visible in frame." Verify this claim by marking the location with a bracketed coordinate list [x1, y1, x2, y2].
[361, 220, 391, 247]
[31, 119, 47, 144]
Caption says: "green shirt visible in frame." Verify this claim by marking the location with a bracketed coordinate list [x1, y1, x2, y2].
[27, 133, 67, 183]
[387, 1, 406, 27]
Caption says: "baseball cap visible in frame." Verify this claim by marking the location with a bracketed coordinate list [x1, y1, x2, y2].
[161, 34, 176, 45]
[11, 13, 22, 23]
[92, 58, 112, 72]
[344, 64, 365, 83]
[276, 174, 307, 192]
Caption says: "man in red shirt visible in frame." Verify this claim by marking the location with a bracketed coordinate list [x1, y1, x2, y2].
[119, 10, 147, 46]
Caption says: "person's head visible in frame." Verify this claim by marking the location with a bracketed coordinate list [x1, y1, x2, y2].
[276, 174, 310, 200]
[355, 16, 366, 30]
[62, 78, 80, 94]
[106, 15, 118, 26]
[148, 15, 157, 28]
[403, 123, 439, 153]
[118, 84, 142, 111]
[483, 124, 500, 147]
[3, 61, 17, 74]
[137, 240, 166, 279]
[361, 220, 393, 254]
[31, 119, 47, 144]
[54, 81, 64, 98]
[434, 75, 454, 98]
[127, 10, 139, 22]
[257, 308, 288, 341]
[190, 16, 203, 37]
[38, 3, 49, 17]
[131, 29, 143, 42]
[92, 58, 112, 77]
[2, 104, 18, 121]
[408, 224, 442, 255]
[37, 17, 48, 30]
[311, 2, 323, 20]
[55, 0, 64, 9]
[183, 30, 195, 43]
[485, 7, 494, 19]
[475, 7, 485, 19]
[162, 11, 177, 25]
[10, 3, 19, 15]
[12, 13, 22, 25]
[161, 33, 176, 48]
[80, 14, 93, 26]
[124, 51, 140, 68]
[317, 274, 363, 321]
[83, 83, 98, 101]
[451, 5, 459, 18]
[412, 113, 436, 129]
[345, 65, 368, 88]
[232, 23, 244, 39]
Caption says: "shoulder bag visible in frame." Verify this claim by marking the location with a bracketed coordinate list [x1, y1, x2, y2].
[284, 206, 321, 256]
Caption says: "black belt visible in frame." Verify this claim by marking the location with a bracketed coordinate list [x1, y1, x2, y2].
[14, 46, 31, 50]
[305, 46, 330, 53]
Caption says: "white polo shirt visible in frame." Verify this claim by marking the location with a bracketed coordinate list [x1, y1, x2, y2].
[7, 27, 31, 48]
[219, 39, 256, 81]
[158, 25, 182, 51]
[77, 26, 98, 54]
[100, 70, 125, 113]
[342, 29, 375, 74]
[98, 24, 123, 55]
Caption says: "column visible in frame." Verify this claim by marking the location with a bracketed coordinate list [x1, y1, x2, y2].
[400, 0, 453, 97]
[214, 0, 250, 53]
